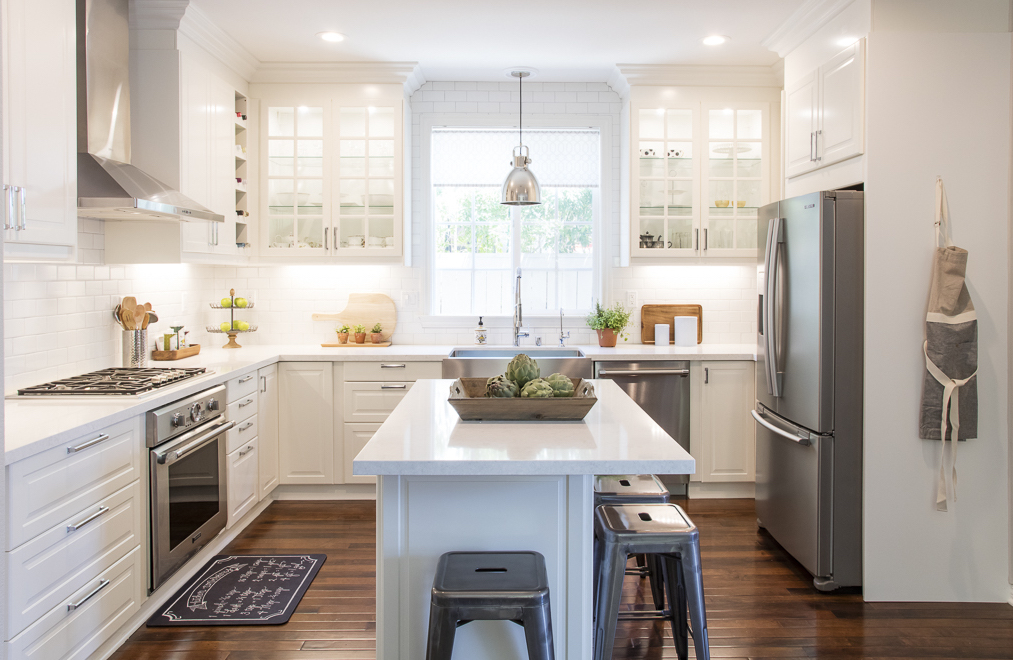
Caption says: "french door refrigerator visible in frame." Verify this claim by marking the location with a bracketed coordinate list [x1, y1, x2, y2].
[753, 190, 863, 591]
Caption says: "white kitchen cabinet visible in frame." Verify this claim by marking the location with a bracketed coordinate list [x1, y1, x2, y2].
[1, 0, 77, 260]
[343, 423, 379, 485]
[785, 40, 864, 178]
[279, 362, 335, 484]
[227, 439, 259, 527]
[343, 381, 414, 423]
[253, 84, 405, 259]
[258, 364, 280, 499]
[690, 361, 755, 482]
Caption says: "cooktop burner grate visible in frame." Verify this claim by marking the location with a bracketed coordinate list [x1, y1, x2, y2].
[17, 367, 208, 396]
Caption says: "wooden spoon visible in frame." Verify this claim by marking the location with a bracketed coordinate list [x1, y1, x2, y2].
[141, 302, 152, 329]
[133, 305, 146, 331]
[144, 302, 152, 312]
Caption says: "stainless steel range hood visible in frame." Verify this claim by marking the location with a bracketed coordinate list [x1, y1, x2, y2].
[76, 0, 222, 223]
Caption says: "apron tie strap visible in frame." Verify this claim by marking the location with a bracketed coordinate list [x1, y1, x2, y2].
[923, 340, 976, 511]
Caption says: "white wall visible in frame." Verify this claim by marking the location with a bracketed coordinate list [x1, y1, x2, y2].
[863, 28, 1011, 602]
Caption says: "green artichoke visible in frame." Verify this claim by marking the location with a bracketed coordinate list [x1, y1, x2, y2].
[485, 375, 519, 398]
[520, 378, 554, 398]
[506, 353, 540, 388]
[545, 373, 575, 397]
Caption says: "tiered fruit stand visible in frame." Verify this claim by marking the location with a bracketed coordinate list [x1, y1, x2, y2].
[207, 288, 257, 348]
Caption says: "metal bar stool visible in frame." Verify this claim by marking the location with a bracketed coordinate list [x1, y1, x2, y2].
[593, 503, 708, 660]
[593, 475, 670, 610]
[425, 551, 554, 660]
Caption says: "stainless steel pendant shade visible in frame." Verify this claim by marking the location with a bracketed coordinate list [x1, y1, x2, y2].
[502, 70, 541, 205]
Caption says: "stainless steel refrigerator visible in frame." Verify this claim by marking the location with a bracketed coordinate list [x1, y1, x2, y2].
[753, 190, 863, 591]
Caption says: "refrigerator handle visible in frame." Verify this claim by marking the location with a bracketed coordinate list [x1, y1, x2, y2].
[761, 218, 776, 395]
[764, 217, 784, 397]
[751, 409, 810, 446]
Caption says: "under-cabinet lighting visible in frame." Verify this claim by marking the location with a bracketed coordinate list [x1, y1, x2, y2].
[837, 36, 859, 47]
[702, 35, 728, 46]
[317, 31, 345, 42]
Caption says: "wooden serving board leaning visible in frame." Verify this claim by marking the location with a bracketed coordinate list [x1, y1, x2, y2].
[640, 304, 703, 344]
[312, 293, 397, 344]
[448, 378, 597, 421]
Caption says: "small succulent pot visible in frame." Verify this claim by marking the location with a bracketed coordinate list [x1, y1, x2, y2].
[370, 332, 383, 344]
[336, 332, 349, 344]
[596, 328, 618, 347]
[354, 332, 366, 344]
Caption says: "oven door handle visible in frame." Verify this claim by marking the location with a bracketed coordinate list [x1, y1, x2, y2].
[155, 419, 235, 465]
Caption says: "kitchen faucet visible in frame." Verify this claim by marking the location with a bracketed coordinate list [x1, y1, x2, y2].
[558, 308, 569, 347]
[513, 268, 529, 347]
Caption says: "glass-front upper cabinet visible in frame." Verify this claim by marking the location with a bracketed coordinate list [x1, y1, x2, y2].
[266, 105, 327, 254]
[630, 99, 769, 259]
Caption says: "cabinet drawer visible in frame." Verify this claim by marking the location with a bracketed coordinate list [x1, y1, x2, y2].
[227, 414, 259, 454]
[7, 417, 141, 550]
[343, 382, 413, 423]
[226, 371, 259, 403]
[7, 483, 141, 636]
[343, 361, 442, 382]
[227, 439, 258, 528]
[227, 391, 258, 425]
[344, 423, 379, 485]
[7, 545, 143, 660]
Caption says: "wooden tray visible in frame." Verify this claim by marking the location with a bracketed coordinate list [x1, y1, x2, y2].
[640, 304, 703, 344]
[448, 378, 597, 421]
[152, 344, 201, 361]
[321, 341, 392, 348]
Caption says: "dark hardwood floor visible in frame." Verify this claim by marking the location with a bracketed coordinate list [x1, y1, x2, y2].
[112, 498, 1013, 660]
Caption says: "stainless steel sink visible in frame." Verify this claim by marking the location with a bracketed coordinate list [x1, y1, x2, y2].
[442, 347, 593, 380]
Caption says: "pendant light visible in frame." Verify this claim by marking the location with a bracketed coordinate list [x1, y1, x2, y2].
[501, 70, 541, 205]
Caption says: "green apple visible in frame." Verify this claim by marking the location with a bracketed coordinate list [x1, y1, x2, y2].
[220, 297, 232, 308]
[219, 321, 231, 332]
[234, 297, 248, 308]
[236, 320, 250, 331]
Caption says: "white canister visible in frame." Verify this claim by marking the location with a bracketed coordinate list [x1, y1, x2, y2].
[653, 324, 670, 345]
[673, 316, 697, 346]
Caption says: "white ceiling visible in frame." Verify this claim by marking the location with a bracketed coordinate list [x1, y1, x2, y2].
[190, 0, 804, 81]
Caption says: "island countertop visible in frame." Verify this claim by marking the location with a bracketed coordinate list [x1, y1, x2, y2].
[353, 378, 695, 477]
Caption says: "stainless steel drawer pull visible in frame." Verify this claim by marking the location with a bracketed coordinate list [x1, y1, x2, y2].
[239, 398, 254, 408]
[380, 363, 406, 368]
[67, 579, 110, 611]
[238, 375, 254, 383]
[239, 445, 255, 457]
[381, 384, 407, 389]
[239, 421, 254, 431]
[67, 434, 110, 454]
[67, 506, 110, 533]
[597, 369, 689, 377]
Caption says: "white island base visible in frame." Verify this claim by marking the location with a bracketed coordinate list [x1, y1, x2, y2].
[356, 380, 695, 660]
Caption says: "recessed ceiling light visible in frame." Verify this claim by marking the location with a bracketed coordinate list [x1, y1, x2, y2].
[317, 31, 345, 43]
[703, 35, 728, 46]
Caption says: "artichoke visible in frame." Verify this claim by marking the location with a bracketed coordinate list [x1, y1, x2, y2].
[545, 373, 575, 397]
[520, 378, 554, 398]
[506, 353, 540, 388]
[485, 375, 519, 398]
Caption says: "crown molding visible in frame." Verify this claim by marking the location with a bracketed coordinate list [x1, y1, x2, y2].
[178, 4, 259, 81]
[761, 0, 857, 58]
[128, 0, 189, 30]
[251, 61, 423, 88]
[404, 65, 427, 96]
[616, 64, 782, 89]
[606, 67, 631, 99]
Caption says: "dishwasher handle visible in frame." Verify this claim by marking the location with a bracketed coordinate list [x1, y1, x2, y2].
[597, 369, 689, 377]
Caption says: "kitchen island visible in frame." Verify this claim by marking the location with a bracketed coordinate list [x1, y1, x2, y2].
[354, 379, 695, 660]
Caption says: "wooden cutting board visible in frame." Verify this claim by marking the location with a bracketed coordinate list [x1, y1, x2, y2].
[640, 304, 703, 344]
[312, 293, 397, 342]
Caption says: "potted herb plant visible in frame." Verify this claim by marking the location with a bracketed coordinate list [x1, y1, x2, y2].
[585, 301, 632, 347]
[336, 325, 350, 344]
[352, 324, 367, 344]
[370, 322, 384, 344]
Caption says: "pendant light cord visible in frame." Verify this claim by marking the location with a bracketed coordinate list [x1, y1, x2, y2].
[519, 73, 523, 149]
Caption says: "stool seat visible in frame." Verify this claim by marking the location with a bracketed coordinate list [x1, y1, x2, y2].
[594, 475, 669, 504]
[597, 503, 695, 536]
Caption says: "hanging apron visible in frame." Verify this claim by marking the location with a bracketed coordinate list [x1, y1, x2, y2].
[919, 177, 978, 512]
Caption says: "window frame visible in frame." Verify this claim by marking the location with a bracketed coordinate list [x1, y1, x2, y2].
[420, 113, 611, 325]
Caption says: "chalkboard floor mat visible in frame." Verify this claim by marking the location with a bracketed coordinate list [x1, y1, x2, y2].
[147, 554, 326, 627]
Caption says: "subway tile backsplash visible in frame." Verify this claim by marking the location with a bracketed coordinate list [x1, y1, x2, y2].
[2, 82, 757, 393]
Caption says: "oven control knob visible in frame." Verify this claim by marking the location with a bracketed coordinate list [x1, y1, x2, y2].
[171, 413, 186, 428]
[207, 398, 220, 411]
[189, 402, 204, 423]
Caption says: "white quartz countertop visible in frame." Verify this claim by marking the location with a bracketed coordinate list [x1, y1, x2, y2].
[4, 342, 752, 465]
[353, 379, 696, 477]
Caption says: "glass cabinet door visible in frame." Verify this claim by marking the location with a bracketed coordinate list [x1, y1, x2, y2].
[701, 104, 767, 256]
[335, 105, 399, 253]
[633, 106, 698, 255]
[265, 106, 327, 253]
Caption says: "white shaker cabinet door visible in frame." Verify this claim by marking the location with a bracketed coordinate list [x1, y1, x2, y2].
[180, 53, 213, 254]
[258, 364, 280, 498]
[279, 362, 335, 484]
[818, 40, 865, 168]
[227, 439, 259, 527]
[784, 70, 819, 178]
[690, 361, 756, 482]
[343, 423, 379, 485]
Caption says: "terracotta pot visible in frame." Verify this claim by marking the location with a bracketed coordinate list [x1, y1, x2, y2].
[596, 328, 618, 347]
[370, 332, 383, 344]
[354, 332, 366, 344]
[337, 332, 349, 344]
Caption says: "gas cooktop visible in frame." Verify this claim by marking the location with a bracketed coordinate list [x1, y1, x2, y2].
[17, 367, 208, 396]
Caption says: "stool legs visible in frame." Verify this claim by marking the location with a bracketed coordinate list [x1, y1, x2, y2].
[522, 605, 556, 660]
[647, 554, 666, 611]
[681, 541, 710, 660]
[661, 555, 689, 660]
[425, 607, 459, 660]
[593, 539, 628, 660]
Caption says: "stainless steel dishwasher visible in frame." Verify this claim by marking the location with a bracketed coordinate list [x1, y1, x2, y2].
[594, 361, 691, 492]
